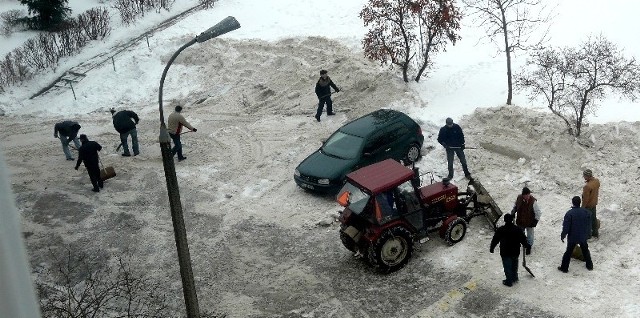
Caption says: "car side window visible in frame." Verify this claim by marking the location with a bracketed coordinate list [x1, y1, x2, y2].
[363, 131, 385, 153]
[386, 122, 409, 141]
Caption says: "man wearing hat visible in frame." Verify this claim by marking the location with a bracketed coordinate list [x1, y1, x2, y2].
[74, 134, 103, 192]
[437, 117, 471, 180]
[490, 213, 530, 287]
[314, 69, 340, 122]
[581, 169, 600, 238]
[510, 187, 541, 255]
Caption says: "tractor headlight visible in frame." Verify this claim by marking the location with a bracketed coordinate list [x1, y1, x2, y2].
[294, 169, 300, 177]
[318, 178, 330, 185]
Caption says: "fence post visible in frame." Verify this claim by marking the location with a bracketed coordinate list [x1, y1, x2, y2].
[67, 80, 77, 100]
[111, 56, 116, 71]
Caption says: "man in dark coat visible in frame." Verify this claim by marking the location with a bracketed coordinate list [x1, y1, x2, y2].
[437, 117, 471, 180]
[490, 213, 530, 286]
[314, 69, 340, 122]
[511, 187, 542, 255]
[53, 121, 82, 160]
[559, 196, 594, 272]
[74, 134, 103, 192]
[110, 108, 140, 157]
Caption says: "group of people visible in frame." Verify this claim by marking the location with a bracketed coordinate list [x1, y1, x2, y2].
[54, 105, 197, 192]
[491, 170, 601, 286]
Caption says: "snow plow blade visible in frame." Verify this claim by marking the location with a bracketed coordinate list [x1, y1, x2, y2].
[470, 179, 503, 231]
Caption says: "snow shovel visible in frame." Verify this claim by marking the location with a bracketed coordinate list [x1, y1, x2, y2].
[522, 246, 535, 278]
[318, 90, 340, 99]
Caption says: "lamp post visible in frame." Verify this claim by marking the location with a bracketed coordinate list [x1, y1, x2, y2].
[157, 16, 240, 318]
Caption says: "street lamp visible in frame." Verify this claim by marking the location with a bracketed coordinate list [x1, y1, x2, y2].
[157, 16, 240, 318]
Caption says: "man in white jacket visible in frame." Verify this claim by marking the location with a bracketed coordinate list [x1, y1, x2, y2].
[167, 105, 197, 162]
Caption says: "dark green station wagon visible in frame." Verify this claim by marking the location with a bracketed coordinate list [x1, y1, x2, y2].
[294, 109, 424, 193]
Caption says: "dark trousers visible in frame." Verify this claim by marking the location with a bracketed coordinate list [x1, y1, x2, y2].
[169, 132, 184, 160]
[446, 148, 470, 178]
[501, 255, 519, 283]
[119, 128, 139, 156]
[86, 164, 103, 190]
[560, 241, 593, 270]
[316, 96, 333, 117]
[586, 207, 598, 237]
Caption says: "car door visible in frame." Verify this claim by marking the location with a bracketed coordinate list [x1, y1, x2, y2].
[383, 121, 411, 160]
[359, 130, 388, 168]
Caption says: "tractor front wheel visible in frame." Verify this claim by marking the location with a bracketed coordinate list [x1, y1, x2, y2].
[445, 217, 467, 245]
[368, 226, 413, 273]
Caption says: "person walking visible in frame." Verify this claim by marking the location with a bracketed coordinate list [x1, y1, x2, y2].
[490, 214, 530, 287]
[437, 117, 471, 180]
[581, 169, 600, 238]
[510, 187, 542, 255]
[53, 120, 82, 161]
[167, 105, 196, 162]
[74, 134, 103, 192]
[314, 69, 340, 122]
[110, 108, 140, 157]
[558, 196, 594, 273]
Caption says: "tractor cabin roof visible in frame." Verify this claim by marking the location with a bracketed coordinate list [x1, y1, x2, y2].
[346, 159, 414, 195]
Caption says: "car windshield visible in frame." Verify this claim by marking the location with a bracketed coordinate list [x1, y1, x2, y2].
[321, 131, 363, 159]
[338, 182, 370, 214]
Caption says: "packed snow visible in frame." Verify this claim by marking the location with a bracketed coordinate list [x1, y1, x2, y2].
[1, 0, 639, 317]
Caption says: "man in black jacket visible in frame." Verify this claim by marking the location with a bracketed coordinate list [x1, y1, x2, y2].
[314, 69, 340, 122]
[75, 134, 103, 192]
[110, 108, 139, 156]
[53, 120, 82, 160]
[490, 214, 531, 286]
[437, 117, 471, 180]
[559, 196, 594, 272]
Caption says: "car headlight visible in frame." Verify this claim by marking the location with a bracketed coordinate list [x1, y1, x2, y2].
[318, 178, 330, 185]
[294, 169, 300, 177]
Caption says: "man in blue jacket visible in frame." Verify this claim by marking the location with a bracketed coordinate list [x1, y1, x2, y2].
[111, 108, 140, 157]
[559, 196, 594, 272]
[437, 117, 471, 180]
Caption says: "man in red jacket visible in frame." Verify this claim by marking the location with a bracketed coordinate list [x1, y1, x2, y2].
[511, 187, 542, 255]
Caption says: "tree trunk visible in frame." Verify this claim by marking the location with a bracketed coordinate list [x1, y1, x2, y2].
[500, 6, 513, 105]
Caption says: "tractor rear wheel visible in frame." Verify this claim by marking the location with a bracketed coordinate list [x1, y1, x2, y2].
[445, 217, 467, 245]
[367, 226, 413, 273]
[340, 231, 357, 252]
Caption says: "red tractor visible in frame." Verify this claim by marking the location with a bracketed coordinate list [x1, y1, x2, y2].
[336, 159, 502, 273]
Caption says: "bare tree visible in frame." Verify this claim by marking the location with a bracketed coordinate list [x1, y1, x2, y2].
[516, 35, 640, 137]
[37, 247, 171, 318]
[360, 0, 462, 82]
[463, 0, 553, 105]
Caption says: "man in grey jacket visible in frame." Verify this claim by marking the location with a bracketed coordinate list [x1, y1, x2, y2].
[558, 196, 594, 273]
[53, 120, 81, 160]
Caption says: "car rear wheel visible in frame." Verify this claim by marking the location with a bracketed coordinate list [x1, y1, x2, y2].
[368, 226, 413, 273]
[445, 217, 467, 245]
[405, 143, 421, 164]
